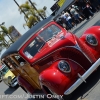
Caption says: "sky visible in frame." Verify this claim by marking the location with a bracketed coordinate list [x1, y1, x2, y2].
[0, 0, 56, 35]
[0, 0, 56, 56]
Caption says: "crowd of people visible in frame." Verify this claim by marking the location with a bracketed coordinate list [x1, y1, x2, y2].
[56, 0, 100, 30]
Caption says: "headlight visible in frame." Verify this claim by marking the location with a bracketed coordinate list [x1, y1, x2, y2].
[86, 34, 98, 46]
[58, 60, 71, 73]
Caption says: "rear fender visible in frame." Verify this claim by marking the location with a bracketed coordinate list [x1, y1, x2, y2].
[39, 59, 85, 95]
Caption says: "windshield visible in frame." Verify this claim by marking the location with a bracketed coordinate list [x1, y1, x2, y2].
[39, 24, 61, 41]
[23, 24, 61, 59]
[2, 66, 9, 76]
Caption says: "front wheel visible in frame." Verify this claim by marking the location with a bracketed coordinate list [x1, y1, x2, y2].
[42, 86, 71, 100]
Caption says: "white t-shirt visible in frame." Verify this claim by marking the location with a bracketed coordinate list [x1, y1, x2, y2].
[64, 12, 71, 21]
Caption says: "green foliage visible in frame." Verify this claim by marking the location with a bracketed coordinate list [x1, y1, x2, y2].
[43, 6, 47, 11]
[18, 0, 47, 28]
[8, 26, 13, 34]
[0, 26, 8, 34]
[0, 33, 9, 49]
[23, 16, 38, 28]
[38, 9, 46, 18]
[0, 25, 14, 44]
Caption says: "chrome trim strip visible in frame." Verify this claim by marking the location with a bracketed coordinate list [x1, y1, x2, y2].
[74, 37, 92, 63]
[67, 59, 86, 71]
[32, 45, 90, 65]
[50, 58, 86, 72]
[64, 58, 100, 95]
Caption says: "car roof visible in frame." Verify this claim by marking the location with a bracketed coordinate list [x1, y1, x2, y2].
[1, 0, 74, 59]
[1, 16, 54, 59]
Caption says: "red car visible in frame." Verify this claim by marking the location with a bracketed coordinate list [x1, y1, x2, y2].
[19, 20, 100, 99]
[1, 18, 100, 99]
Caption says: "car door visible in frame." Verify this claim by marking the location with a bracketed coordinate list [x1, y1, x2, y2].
[10, 55, 41, 90]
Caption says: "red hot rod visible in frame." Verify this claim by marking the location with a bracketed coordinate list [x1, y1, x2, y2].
[1, 16, 100, 99]
[36, 22, 100, 95]
[20, 20, 100, 98]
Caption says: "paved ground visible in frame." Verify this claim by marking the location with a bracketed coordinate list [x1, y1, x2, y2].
[0, 11, 100, 100]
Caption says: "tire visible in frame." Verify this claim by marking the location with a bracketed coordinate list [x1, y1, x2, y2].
[43, 86, 71, 100]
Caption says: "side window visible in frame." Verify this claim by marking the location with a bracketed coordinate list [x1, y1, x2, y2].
[23, 37, 45, 58]
[3, 60, 13, 69]
[7, 58, 18, 68]
[14, 55, 26, 66]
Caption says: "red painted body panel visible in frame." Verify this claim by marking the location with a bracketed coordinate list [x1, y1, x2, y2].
[19, 22, 75, 64]
[80, 26, 100, 59]
[39, 59, 85, 94]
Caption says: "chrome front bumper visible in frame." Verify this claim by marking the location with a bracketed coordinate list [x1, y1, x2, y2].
[64, 58, 100, 95]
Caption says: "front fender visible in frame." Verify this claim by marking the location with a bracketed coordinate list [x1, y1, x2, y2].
[80, 26, 100, 59]
[39, 59, 85, 95]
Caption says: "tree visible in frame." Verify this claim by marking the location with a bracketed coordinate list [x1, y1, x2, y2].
[16, 1, 46, 28]
[23, 16, 38, 28]
[0, 25, 14, 43]
[0, 33, 10, 50]
[37, 9, 47, 18]
[28, 0, 45, 20]
[0, 23, 15, 53]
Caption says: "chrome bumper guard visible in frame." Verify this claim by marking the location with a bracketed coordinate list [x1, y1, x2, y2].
[64, 58, 100, 95]
[11, 77, 18, 87]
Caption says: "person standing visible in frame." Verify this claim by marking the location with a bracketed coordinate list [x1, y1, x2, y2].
[60, 11, 73, 29]
[64, 12, 73, 29]
[70, 5, 83, 23]
[81, 0, 93, 19]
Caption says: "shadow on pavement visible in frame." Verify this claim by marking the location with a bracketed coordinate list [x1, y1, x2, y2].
[4, 86, 19, 94]
[70, 67, 100, 100]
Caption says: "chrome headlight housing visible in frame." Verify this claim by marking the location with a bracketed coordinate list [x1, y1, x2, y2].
[58, 60, 71, 73]
[86, 34, 98, 46]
